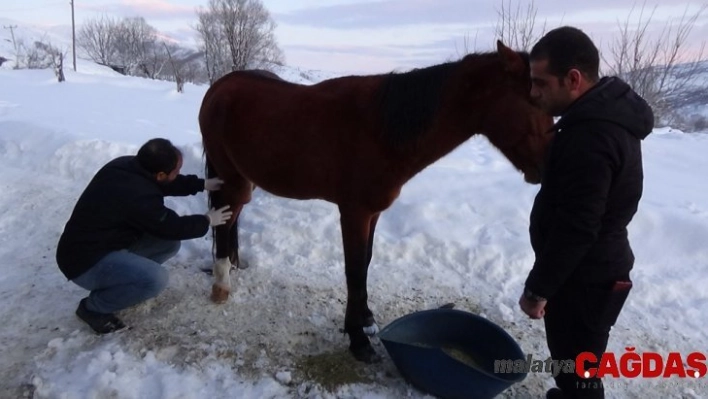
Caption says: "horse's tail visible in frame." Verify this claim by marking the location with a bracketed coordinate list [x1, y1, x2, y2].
[204, 149, 218, 261]
[204, 151, 218, 206]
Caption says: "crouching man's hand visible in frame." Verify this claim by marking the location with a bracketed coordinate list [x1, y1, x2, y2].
[205, 205, 232, 226]
[204, 177, 224, 191]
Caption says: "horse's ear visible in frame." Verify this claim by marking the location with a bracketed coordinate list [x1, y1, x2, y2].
[497, 40, 525, 75]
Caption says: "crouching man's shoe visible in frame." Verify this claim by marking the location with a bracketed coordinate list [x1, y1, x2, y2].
[76, 298, 127, 334]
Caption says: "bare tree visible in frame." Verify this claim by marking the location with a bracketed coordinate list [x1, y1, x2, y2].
[4, 25, 21, 65]
[163, 42, 184, 92]
[56, 51, 66, 82]
[12, 34, 54, 70]
[11, 38, 34, 69]
[195, 0, 284, 84]
[454, 30, 480, 57]
[139, 41, 171, 79]
[35, 41, 67, 82]
[77, 15, 159, 76]
[113, 17, 159, 76]
[456, 0, 546, 55]
[77, 15, 119, 65]
[602, 3, 707, 128]
[494, 0, 547, 52]
[78, 14, 207, 82]
[11, 35, 67, 81]
[179, 52, 208, 84]
[478, 0, 706, 131]
[195, 8, 227, 84]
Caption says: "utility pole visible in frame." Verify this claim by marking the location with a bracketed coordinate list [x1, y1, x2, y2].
[3, 25, 18, 55]
[70, 0, 76, 71]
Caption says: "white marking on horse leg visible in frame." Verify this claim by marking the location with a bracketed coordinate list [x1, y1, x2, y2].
[363, 323, 379, 336]
[211, 257, 232, 303]
[214, 257, 231, 289]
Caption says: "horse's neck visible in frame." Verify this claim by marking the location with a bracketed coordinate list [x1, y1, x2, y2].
[401, 73, 493, 174]
[395, 125, 478, 181]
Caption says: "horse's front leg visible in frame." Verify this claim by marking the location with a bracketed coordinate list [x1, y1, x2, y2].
[339, 205, 380, 363]
[364, 212, 380, 333]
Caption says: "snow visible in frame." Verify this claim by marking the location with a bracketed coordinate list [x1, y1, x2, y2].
[2, 25, 708, 399]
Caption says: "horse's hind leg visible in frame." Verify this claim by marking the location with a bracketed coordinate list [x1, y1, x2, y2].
[210, 175, 253, 304]
[339, 205, 380, 363]
[229, 182, 257, 270]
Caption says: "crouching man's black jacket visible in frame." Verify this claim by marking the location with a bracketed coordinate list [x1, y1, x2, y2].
[525, 77, 654, 299]
[56, 156, 210, 280]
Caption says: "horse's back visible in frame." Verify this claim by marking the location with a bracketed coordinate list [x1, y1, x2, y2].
[200, 70, 297, 133]
[198, 70, 375, 202]
[200, 69, 374, 138]
[207, 69, 297, 94]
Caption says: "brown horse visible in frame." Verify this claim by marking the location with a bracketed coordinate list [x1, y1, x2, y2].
[198, 41, 554, 363]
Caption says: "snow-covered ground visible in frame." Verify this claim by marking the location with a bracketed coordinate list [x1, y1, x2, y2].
[2, 30, 708, 399]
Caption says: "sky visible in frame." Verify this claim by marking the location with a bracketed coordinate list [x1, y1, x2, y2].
[1, 0, 707, 75]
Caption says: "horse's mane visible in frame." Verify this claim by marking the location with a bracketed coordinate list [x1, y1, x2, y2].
[376, 51, 530, 149]
[375, 60, 458, 149]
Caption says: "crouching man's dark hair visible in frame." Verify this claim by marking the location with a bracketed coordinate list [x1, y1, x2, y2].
[136, 138, 182, 174]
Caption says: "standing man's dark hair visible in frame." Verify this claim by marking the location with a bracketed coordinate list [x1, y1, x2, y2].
[136, 138, 182, 175]
[530, 26, 600, 83]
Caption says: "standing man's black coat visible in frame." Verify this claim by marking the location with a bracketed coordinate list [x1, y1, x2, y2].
[56, 156, 210, 280]
[525, 76, 654, 299]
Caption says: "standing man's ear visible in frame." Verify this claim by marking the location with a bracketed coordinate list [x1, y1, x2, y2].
[565, 69, 583, 91]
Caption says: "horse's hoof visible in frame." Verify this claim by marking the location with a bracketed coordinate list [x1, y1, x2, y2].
[211, 283, 230, 304]
[350, 344, 381, 364]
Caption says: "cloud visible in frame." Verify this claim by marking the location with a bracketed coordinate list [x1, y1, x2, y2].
[162, 26, 200, 45]
[280, 34, 493, 76]
[275, 0, 704, 30]
[79, 0, 196, 20]
[273, 0, 706, 74]
[275, 0, 497, 29]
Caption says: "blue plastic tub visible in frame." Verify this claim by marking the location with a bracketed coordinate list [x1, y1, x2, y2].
[378, 308, 527, 399]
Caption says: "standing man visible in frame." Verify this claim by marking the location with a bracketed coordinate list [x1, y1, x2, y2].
[57, 138, 232, 334]
[518, 27, 654, 399]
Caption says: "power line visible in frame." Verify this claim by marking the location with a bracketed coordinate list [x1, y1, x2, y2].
[3, 25, 19, 54]
[70, 0, 76, 71]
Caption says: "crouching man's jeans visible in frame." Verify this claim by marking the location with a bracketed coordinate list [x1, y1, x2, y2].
[72, 234, 180, 314]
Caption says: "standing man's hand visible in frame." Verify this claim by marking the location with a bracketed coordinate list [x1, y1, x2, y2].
[519, 289, 547, 319]
[205, 177, 225, 191]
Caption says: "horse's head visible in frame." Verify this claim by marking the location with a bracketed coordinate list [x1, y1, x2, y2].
[461, 41, 554, 184]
